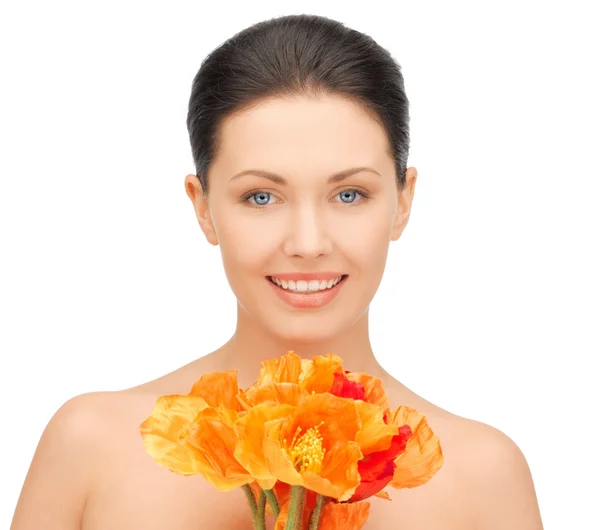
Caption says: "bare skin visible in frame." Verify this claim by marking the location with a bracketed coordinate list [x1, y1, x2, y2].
[79, 349, 478, 530]
[11, 93, 543, 529]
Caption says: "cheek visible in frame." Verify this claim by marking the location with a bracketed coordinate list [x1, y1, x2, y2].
[334, 208, 393, 270]
[215, 212, 281, 274]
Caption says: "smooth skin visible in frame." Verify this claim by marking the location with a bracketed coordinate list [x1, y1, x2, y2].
[11, 94, 544, 529]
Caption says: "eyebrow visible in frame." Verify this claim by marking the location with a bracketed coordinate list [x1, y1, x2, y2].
[229, 166, 382, 184]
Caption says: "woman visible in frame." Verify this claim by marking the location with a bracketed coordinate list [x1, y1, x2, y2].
[11, 13, 543, 530]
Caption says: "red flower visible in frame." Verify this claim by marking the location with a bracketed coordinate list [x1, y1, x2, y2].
[347, 423, 412, 501]
[329, 371, 413, 502]
[330, 371, 367, 401]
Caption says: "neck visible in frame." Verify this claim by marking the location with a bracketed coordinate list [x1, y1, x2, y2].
[212, 303, 390, 389]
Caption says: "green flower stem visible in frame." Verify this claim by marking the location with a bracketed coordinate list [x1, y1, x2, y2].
[285, 485, 306, 530]
[257, 490, 266, 529]
[264, 488, 280, 519]
[242, 484, 258, 513]
[242, 484, 266, 530]
[308, 494, 328, 530]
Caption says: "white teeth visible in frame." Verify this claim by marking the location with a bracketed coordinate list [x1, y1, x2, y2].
[308, 280, 321, 291]
[270, 275, 344, 293]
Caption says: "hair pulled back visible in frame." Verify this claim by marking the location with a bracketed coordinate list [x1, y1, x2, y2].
[186, 14, 410, 195]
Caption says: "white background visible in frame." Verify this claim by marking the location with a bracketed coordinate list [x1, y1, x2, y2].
[1, 1, 598, 528]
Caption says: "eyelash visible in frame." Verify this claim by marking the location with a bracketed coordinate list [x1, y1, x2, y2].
[241, 187, 370, 207]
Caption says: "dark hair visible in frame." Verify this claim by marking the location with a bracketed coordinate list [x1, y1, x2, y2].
[186, 14, 410, 195]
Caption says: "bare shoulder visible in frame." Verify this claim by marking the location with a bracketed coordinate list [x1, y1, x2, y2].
[380, 379, 543, 529]
[446, 415, 544, 529]
[11, 392, 122, 529]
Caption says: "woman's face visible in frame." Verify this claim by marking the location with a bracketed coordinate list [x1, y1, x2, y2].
[185, 94, 417, 343]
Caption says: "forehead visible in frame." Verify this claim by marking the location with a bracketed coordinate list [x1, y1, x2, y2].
[212, 94, 391, 179]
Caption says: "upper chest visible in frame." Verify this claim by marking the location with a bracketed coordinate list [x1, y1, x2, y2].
[81, 403, 476, 530]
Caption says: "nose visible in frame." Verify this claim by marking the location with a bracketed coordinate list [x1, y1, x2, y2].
[282, 202, 333, 258]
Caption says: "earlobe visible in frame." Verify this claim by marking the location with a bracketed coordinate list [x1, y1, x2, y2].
[391, 167, 417, 241]
[184, 174, 219, 246]
[198, 204, 219, 246]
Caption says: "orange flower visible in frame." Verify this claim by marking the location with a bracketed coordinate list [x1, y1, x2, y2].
[298, 353, 345, 393]
[319, 500, 371, 530]
[185, 404, 254, 490]
[387, 405, 444, 488]
[254, 350, 347, 394]
[240, 381, 309, 409]
[233, 402, 296, 489]
[342, 371, 390, 409]
[273, 489, 370, 530]
[234, 380, 310, 490]
[140, 394, 211, 475]
[188, 369, 242, 410]
[140, 370, 255, 491]
[347, 422, 412, 502]
[330, 371, 413, 502]
[262, 392, 364, 501]
[141, 350, 444, 524]
[256, 350, 304, 385]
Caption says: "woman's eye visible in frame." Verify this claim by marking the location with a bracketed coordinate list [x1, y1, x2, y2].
[244, 191, 275, 206]
[334, 188, 368, 204]
[243, 188, 368, 207]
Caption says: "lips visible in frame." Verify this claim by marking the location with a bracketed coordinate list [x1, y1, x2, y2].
[267, 274, 348, 309]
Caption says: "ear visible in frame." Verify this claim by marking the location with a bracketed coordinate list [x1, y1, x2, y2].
[391, 167, 417, 241]
[184, 174, 219, 246]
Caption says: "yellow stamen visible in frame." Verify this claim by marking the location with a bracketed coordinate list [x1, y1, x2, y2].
[286, 421, 326, 474]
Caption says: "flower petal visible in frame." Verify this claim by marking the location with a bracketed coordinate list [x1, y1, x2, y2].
[319, 500, 371, 530]
[242, 382, 308, 407]
[140, 394, 210, 475]
[345, 372, 390, 409]
[277, 393, 362, 453]
[189, 369, 241, 411]
[304, 441, 363, 500]
[186, 409, 253, 490]
[330, 372, 366, 400]
[233, 402, 296, 489]
[348, 424, 412, 502]
[374, 489, 391, 500]
[257, 350, 303, 385]
[388, 406, 444, 488]
[263, 419, 305, 486]
[264, 393, 364, 499]
[354, 400, 399, 455]
[299, 353, 345, 393]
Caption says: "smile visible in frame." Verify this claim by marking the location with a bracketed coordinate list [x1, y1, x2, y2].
[268, 275, 345, 293]
[266, 275, 348, 309]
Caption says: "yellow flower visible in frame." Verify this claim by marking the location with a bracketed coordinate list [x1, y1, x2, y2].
[140, 370, 254, 491]
[140, 394, 211, 475]
[253, 350, 346, 394]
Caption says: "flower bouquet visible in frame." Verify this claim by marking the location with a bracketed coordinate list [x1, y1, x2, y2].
[140, 351, 444, 529]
